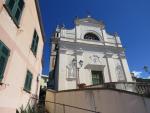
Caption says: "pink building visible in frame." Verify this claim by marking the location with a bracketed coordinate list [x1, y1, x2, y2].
[0, 0, 44, 112]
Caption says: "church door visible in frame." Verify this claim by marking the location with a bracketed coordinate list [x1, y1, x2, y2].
[92, 71, 104, 85]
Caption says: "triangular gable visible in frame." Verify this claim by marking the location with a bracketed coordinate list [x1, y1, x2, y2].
[75, 17, 104, 27]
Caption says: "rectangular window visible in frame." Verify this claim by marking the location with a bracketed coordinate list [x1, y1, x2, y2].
[0, 41, 10, 81]
[92, 71, 104, 85]
[5, 0, 24, 25]
[24, 70, 32, 92]
[31, 30, 39, 56]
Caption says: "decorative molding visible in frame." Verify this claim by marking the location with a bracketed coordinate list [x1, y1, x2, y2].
[76, 50, 83, 55]
[60, 37, 122, 45]
[59, 49, 67, 54]
[89, 55, 101, 64]
[66, 62, 76, 79]
[115, 64, 125, 81]
[103, 53, 113, 58]
[75, 17, 104, 27]
[119, 54, 126, 58]
[59, 40, 124, 54]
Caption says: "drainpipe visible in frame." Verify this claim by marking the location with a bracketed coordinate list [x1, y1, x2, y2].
[75, 19, 78, 88]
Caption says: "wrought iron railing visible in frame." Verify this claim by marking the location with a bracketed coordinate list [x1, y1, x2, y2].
[86, 82, 150, 97]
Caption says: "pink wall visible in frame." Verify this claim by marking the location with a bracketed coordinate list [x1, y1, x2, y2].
[0, 0, 44, 112]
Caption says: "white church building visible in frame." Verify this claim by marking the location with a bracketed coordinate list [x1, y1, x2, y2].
[50, 16, 133, 91]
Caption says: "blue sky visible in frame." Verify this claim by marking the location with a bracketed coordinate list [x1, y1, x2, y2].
[39, 0, 150, 78]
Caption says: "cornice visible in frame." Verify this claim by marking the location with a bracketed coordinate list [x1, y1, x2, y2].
[75, 17, 105, 29]
[59, 40, 124, 53]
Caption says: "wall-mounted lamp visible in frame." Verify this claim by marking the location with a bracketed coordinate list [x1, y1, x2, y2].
[79, 60, 83, 68]
[72, 59, 83, 68]
[72, 58, 77, 66]
[72, 59, 84, 87]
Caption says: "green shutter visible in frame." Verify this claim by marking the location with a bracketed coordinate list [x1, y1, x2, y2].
[92, 71, 104, 85]
[24, 74, 28, 89]
[5, 0, 24, 24]
[18, 0, 24, 10]
[15, 0, 24, 22]
[92, 71, 101, 85]
[24, 71, 32, 92]
[31, 30, 39, 56]
[6, 0, 15, 11]
[92, 75, 99, 85]
[28, 74, 32, 90]
[35, 35, 39, 54]
[0, 41, 10, 81]
[0, 56, 6, 80]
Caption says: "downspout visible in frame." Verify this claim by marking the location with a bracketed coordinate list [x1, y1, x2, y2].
[75, 20, 78, 88]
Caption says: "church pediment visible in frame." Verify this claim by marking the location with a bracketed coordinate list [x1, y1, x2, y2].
[75, 17, 104, 28]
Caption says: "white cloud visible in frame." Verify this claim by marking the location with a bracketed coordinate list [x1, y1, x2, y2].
[132, 71, 142, 78]
[147, 76, 150, 79]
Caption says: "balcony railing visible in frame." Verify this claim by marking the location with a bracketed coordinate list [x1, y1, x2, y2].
[85, 82, 150, 97]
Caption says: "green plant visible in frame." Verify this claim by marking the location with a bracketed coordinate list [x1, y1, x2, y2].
[17, 104, 43, 113]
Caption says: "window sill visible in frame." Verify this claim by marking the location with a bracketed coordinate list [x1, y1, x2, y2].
[3, 4, 20, 28]
[23, 88, 31, 94]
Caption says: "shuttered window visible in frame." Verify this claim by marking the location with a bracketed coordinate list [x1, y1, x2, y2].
[5, 0, 24, 25]
[24, 71, 32, 92]
[31, 30, 39, 56]
[92, 71, 104, 85]
[0, 41, 10, 81]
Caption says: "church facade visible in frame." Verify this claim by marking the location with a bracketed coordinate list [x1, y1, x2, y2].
[50, 16, 133, 91]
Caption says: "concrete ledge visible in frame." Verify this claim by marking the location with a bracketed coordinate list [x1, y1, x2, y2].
[47, 87, 150, 98]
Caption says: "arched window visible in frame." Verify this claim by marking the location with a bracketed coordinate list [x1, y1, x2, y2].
[84, 33, 99, 41]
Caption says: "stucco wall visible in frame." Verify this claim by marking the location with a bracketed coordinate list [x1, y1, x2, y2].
[0, 0, 44, 112]
[0, 1, 3, 13]
[46, 89, 150, 113]
[57, 46, 132, 90]
[53, 17, 132, 91]
[45, 89, 56, 113]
